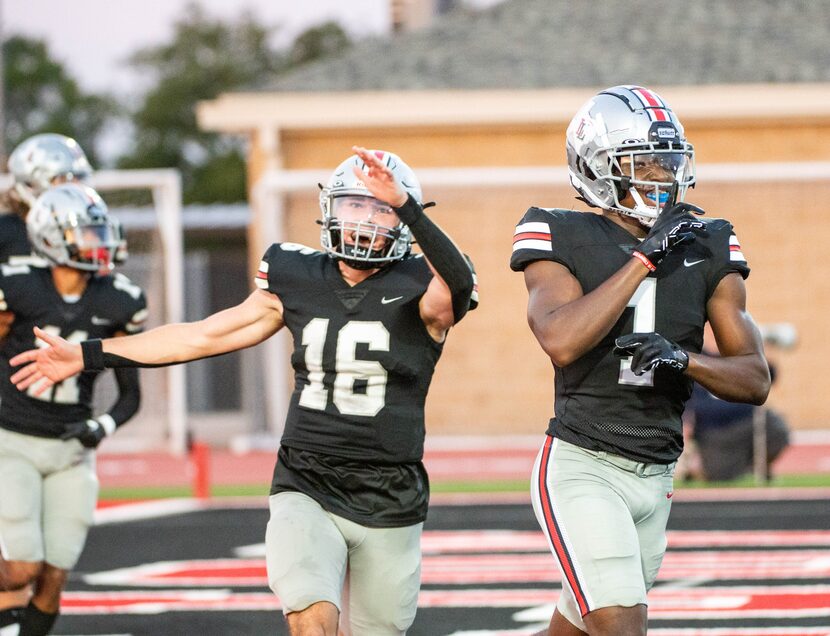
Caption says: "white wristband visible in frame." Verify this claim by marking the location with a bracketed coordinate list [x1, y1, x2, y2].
[96, 414, 117, 436]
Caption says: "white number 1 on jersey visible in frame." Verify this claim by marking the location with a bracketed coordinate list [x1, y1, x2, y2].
[618, 278, 656, 387]
[28, 326, 88, 404]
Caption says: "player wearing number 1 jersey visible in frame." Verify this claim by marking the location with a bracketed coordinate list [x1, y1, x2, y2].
[0, 183, 145, 636]
[511, 86, 770, 636]
[9, 146, 477, 635]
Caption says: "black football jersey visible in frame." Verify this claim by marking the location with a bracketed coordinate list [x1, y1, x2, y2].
[510, 208, 749, 463]
[0, 261, 147, 437]
[256, 242, 472, 526]
[0, 213, 32, 263]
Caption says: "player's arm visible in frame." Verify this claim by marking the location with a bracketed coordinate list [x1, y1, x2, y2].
[352, 145, 475, 338]
[524, 257, 649, 367]
[418, 246, 475, 342]
[10, 288, 284, 394]
[59, 332, 142, 448]
[404, 205, 474, 340]
[685, 272, 770, 404]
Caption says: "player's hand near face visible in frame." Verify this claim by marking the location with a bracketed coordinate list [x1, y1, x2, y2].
[351, 146, 408, 207]
[634, 202, 708, 270]
[10, 326, 82, 395]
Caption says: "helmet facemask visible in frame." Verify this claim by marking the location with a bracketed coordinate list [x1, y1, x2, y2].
[319, 151, 420, 269]
[63, 221, 120, 272]
[321, 194, 410, 270]
[606, 143, 695, 227]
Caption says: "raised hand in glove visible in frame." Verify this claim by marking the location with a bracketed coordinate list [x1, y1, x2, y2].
[60, 415, 116, 449]
[633, 202, 707, 271]
[613, 333, 689, 376]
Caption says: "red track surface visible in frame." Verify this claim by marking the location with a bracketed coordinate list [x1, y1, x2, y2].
[96, 441, 830, 490]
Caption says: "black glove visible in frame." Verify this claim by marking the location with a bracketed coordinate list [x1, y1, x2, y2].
[613, 332, 689, 375]
[60, 415, 115, 449]
[633, 202, 707, 271]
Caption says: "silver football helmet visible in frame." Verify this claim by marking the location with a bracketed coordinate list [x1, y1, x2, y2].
[566, 85, 695, 227]
[8, 133, 93, 208]
[319, 150, 421, 269]
[27, 183, 120, 272]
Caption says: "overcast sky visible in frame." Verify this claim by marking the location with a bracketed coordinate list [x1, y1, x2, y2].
[5, 0, 391, 94]
[6, 0, 505, 95]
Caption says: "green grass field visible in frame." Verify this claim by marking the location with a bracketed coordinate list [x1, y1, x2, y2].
[98, 473, 830, 501]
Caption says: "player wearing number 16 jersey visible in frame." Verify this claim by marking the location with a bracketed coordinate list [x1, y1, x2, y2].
[8, 146, 477, 636]
[0, 183, 145, 636]
[511, 86, 770, 636]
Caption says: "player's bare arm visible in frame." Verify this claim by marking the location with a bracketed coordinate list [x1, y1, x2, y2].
[525, 257, 649, 367]
[10, 288, 284, 393]
[686, 272, 770, 404]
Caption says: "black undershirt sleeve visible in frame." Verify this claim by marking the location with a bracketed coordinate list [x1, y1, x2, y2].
[394, 195, 475, 322]
[107, 366, 141, 427]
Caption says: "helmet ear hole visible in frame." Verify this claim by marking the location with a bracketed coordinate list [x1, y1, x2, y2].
[577, 157, 595, 181]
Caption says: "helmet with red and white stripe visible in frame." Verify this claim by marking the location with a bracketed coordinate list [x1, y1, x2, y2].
[565, 85, 695, 227]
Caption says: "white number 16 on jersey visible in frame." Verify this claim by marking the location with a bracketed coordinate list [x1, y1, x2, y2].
[298, 318, 390, 416]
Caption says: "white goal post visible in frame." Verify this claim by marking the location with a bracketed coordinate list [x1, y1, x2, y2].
[0, 168, 188, 455]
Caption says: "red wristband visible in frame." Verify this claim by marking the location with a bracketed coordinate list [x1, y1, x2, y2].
[632, 251, 656, 272]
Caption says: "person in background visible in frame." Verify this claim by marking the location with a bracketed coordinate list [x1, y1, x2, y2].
[7, 146, 477, 635]
[0, 183, 146, 636]
[682, 362, 790, 482]
[2, 133, 127, 267]
[2, 134, 94, 263]
[0, 133, 96, 636]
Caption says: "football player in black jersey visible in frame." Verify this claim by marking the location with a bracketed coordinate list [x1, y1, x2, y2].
[0, 183, 146, 636]
[0, 134, 127, 268]
[1, 134, 94, 264]
[510, 86, 770, 636]
[10, 146, 477, 635]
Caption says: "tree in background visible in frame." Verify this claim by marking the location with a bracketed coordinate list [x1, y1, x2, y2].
[3, 35, 115, 167]
[289, 21, 351, 67]
[118, 3, 351, 203]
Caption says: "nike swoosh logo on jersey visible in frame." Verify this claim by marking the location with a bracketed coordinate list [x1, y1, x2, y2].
[381, 296, 404, 304]
[666, 492, 674, 499]
[683, 258, 705, 267]
[91, 316, 113, 325]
